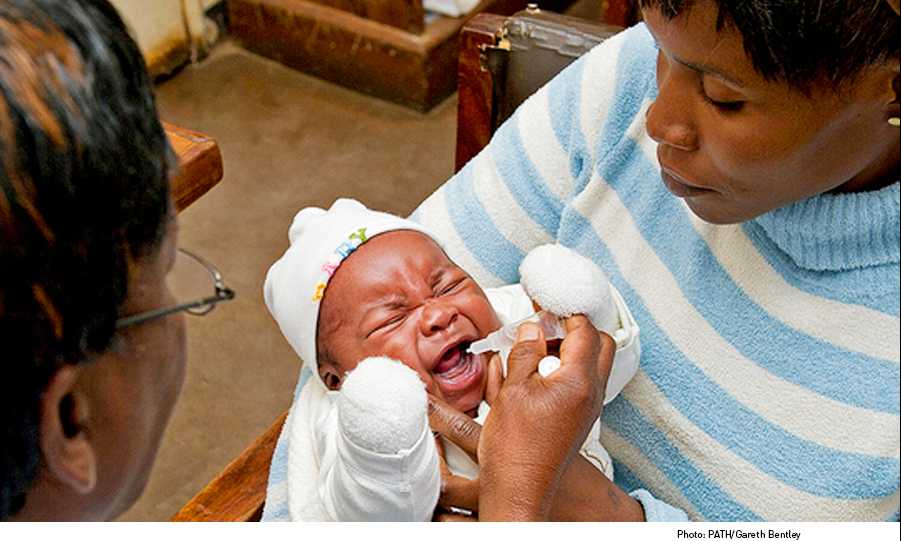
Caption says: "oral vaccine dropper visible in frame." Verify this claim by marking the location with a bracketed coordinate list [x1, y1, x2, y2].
[467, 310, 567, 354]
[467, 310, 566, 376]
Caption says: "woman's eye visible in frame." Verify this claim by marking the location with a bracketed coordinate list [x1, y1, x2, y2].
[703, 94, 745, 112]
[700, 80, 745, 112]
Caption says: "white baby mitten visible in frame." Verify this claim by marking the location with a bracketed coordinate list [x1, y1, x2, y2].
[519, 244, 619, 335]
[518, 244, 641, 405]
[338, 356, 429, 453]
[325, 357, 441, 521]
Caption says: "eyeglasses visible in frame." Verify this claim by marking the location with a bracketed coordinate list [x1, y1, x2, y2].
[116, 248, 236, 328]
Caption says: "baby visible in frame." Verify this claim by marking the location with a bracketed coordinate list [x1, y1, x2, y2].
[264, 199, 640, 521]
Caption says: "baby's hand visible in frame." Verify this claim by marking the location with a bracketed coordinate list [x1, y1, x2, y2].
[338, 356, 428, 453]
[520, 244, 619, 335]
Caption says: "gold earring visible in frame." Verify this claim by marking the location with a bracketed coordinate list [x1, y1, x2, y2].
[887, 0, 900, 16]
[890, 116, 901, 127]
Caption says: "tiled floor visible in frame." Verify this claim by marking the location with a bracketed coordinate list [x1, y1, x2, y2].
[118, 39, 458, 521]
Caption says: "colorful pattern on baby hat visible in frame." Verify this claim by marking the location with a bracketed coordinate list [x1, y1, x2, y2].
[313, 227, 369, 301]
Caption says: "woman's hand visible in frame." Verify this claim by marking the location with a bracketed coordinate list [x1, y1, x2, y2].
[429, 318, 644, 521]
[430, 392, 645, 521]
[478, 316, 606, 520]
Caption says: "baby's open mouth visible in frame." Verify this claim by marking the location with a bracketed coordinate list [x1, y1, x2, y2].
[433, 342, 483, 394]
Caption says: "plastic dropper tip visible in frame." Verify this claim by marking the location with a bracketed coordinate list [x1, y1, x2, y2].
[467, 343, 482, 354]
[467, 339, 492, 355]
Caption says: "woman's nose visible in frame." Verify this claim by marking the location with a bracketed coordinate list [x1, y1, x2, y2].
[420, 299, 458, 336]
[645, 71, 699, 152]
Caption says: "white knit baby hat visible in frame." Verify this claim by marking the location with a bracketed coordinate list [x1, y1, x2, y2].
[263, 198, 443, 386]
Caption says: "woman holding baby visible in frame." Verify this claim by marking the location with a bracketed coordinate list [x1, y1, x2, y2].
[421, 0, 899, 522]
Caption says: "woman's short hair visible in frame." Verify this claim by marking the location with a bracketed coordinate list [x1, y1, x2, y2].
[640, 0, 899, 91]
[0, 0, 174, 518]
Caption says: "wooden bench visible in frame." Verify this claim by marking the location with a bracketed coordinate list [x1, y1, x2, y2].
[171, 411, 288, 521]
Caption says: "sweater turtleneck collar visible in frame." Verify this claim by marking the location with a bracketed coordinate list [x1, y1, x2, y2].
[750, 181, 900, 272]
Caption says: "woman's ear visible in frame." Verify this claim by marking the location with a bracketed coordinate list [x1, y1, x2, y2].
[39, 364, 97, 495]
[889, 71, 900, 125]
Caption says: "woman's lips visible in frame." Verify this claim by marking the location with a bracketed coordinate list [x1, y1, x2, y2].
[660, 167, 713, 198]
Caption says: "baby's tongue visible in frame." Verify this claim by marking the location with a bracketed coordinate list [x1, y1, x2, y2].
[435, 346, 464, 376]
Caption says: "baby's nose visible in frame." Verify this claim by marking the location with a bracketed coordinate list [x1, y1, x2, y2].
[420, 299, 458, 335]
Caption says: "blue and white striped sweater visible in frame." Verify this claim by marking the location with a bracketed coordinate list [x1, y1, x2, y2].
[410, 23, 899, 521]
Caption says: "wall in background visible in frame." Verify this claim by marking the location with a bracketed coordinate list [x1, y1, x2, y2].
[110, 0, 223, 77]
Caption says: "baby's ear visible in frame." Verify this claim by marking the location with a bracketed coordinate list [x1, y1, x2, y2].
[318, 363, 343, 390]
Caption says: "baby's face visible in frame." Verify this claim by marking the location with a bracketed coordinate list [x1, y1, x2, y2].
[317, 230, 502, 416]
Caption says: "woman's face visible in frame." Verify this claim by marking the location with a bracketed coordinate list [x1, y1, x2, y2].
[643, 1, 899, 224]
[77, 214, 188, 519]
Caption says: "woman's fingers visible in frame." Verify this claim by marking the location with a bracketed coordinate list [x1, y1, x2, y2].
[430, 402, 481, 514]
[437, 463, 479, 512]
[429, 316, 614, 521]
[477, 315, 605, 521]
[428, 395, 481, 460]
[559, 315, 603, 376]
[484, 353, 504, 406]
[436, 439, 480, 512]
[502, 322, 547, 382]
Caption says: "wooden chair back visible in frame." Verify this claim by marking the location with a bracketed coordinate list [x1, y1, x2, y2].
[455, 9, 625, 171]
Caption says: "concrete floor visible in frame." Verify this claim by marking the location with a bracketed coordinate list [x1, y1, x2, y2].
[118, 39, 458, 521]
